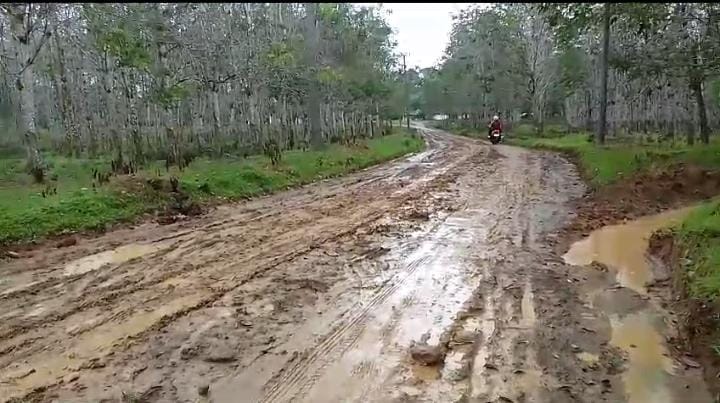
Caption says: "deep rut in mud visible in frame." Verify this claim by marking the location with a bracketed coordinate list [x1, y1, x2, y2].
[0, 124, 712, 403]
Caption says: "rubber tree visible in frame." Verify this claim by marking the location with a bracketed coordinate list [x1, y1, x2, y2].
[541, 3, 613, 144]
[609, 3, 720, 145]
[303, 3, 323, 149]
[1, 3, 53, 179]
[0, 3, 413, 167]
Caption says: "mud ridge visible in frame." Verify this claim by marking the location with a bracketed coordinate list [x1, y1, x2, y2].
[649, 232, 720, 400]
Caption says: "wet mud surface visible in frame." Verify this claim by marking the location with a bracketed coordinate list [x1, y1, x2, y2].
[0, 124, 713, 402]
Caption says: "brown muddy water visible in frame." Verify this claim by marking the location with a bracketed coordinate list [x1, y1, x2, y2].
[563, 207, 693, 294]
[63, 241, 173, 276]
[564, 206, 712, 403]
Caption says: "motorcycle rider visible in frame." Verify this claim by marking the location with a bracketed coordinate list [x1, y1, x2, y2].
[488, 115, 503, 139]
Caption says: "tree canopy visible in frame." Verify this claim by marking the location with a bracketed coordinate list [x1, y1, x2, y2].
[0, 3, 413, 174]
[419, 2, 720, 145]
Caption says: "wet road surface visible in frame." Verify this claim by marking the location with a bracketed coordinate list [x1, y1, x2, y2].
[0, 124, 712, 402]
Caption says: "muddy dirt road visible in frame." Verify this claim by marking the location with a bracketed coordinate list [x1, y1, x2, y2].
[0, 124, 712, 402]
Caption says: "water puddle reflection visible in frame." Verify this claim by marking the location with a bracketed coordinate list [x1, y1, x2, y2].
[610, 312, 675, 403]
[64, 242, 171, 276]
[521, 282, 536, 327]
[564, 207, 693, 293]
[564, 206, 711, 403]
[0, 292, 207, 399]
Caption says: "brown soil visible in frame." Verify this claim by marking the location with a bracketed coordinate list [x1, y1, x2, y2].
[558, 163, 720, 251]
[0, 123, 715, 403]
[556, 159, 720, 402]
[649, 232, 720, 401]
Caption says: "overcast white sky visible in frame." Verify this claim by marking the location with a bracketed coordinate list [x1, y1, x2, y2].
[355, 3, 490, 69]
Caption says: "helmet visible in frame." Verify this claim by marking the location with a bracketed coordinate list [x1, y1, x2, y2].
[492, 115, 499, 121]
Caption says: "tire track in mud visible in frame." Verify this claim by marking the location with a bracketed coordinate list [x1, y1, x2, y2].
[249, 147, 501, 403]
[0, 126, 483, 402]
[460, 151, 547, 402]
[0, 133, 444, 299]
[259, 253, 435, 403]
[369, 146, 587, 403]
[0, 204, 415, 400]
[2, 127, 605, 403]
[1, 144, 448, 315]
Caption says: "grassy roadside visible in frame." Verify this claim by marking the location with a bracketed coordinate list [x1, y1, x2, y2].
[676, 201, 720, 299]
[0, 129, 425, 245]
[511, 131, 720, 304]
[509, 133, 720, 187]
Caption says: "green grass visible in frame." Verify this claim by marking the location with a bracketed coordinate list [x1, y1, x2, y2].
[511, 130, 720, 301]
[676, 200, 720, 299]
[0, 130, 425, 245]
[510, 133, 720, 186]
[512, 128, 720, 358]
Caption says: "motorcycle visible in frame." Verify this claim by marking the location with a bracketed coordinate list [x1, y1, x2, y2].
[489, 129, 503, 145]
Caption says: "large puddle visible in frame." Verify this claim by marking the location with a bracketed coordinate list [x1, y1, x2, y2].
[563, 207, 693, 293]
[564, 207, 712, 403]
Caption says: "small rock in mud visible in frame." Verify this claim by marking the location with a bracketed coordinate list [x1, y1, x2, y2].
[410, 343, 444, 366]
[56, 237, 78, 248]
[203, 346, 236, 363]
[180, 346, 198, 360]
[445, 361, 471, 382]
[198, 384, 210, 396]
[4, 251, 20, 259]
[64, 373, 80, 383]
[453, 330, 479, 345]
[80, 357, 107, 369]
[408, 209, 430, 220]
[681, 356, 702, 369]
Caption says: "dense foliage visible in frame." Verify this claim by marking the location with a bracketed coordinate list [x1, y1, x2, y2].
[0, 3, 412, 177]
[421, 3, 720, 145]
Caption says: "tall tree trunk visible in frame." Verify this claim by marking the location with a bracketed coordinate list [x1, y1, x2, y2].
[304, 3, 323, 149]
[51, 30, 79, 156]
[690, 79, 709, 145]
[7, 5, 45, 176]
[211, 86, 221, 138]
[584, 89, 593, 131]
[597, 3, 611, 145]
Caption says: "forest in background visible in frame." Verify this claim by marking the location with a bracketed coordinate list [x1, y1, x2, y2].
[0, 3, 427, 244]
[412, 3, 720, 324]
[3, 1, 720, 244]
[0, 3, 415, 180]
[415, 3, 720, 145]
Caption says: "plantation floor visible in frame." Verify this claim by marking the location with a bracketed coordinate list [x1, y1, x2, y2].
[0, 124, 712, 403]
